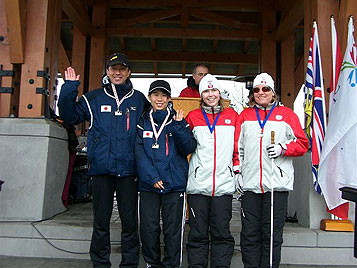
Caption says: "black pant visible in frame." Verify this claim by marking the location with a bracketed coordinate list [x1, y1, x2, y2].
[90, 175, 139, 268]
[240, 191, 288, 268]
[186, 194, 235, 268]
[140, 191, 186, 268]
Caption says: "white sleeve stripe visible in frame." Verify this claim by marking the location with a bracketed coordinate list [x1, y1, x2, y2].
[179, 193, 186, 267]
[137, 124, 144, 130]
[82, 95, 93, 130]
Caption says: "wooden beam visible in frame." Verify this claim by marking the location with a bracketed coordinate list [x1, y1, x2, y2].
[0, 0, 19, 117]
[181, 5, 189, 28]
[48, 0, 62, 110]
[123, 50, 258, 65]
[153, 62, 158, 77]
[58, 41, 70, 77]
[107, 27, 261, 41]
[213, 25, 219, 52]
[260, 0, 276, 79]
[120, 37, 126, 50]
[108, 0, 263, 12]
[181, 6, 188, 52]
[72, 27, 86, 97]
[236, 41, 249, 75]
[281, 33, 295, 109]
[89, 2, 106, 90]
[189, 8, 242, 29]
[62, 0, 95, 36]
[110, 9, 260, 25]
[3, 0, 26, 64]
[181, 63, 186, 78]
[150, 23, 156, 51]
[274, 0, 304, 41]
[18, 0, 53, 117]
[338, 0, 357, 52]
[123, 8, 180, 27]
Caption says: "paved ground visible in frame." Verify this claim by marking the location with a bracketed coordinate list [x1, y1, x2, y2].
[0, 195, 355, 267]
[0, 255, 356, 268]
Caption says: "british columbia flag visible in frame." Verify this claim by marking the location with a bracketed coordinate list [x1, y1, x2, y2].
[303, 21, 327, 195]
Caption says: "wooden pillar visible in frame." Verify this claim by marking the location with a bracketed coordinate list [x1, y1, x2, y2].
[0, 0, 20, 117]
[338, 0, 357, 53]
[18, 0, 55, 117]
[89, 2, 106, 91]
[281, 33, 295, 109]
[304, 0, 339, 113]
[72, 27, 87, 97]
[261, 0, 276, 80]
[49, 0, 62, 110]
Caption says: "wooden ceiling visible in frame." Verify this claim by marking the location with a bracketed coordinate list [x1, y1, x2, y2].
[61, 0, 304, 77]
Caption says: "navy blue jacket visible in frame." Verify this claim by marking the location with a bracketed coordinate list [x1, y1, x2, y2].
[58, 79, 148, 177]
[135, 109, 197, 194]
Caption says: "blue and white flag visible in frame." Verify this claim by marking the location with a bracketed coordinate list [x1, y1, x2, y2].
[318, 16, 357, 218]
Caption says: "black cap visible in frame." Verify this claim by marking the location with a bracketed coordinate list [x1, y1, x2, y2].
[148, 80, 171, 96]
[106, 53, 130, 68]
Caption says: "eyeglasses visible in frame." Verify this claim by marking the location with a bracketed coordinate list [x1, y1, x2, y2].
[253, 87, 272, 93]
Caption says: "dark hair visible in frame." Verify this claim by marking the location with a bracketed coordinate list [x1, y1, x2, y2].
[192, 63, 209, 74]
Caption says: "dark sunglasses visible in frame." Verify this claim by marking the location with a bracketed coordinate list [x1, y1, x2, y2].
[253, 86, 272, 93]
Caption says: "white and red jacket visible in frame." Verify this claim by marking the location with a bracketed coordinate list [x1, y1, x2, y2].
[185, 106, 240, 197]
[237, 102, 309, 194]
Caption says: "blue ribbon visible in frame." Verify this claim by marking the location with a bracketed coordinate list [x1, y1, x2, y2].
[255, 103, 276, 130]
[202, 109, 221, 133]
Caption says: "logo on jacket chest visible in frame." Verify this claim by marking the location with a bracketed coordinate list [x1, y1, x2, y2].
[143, 131, 153, 138]
[275, 115, 283, 120]
[101, 105, 111, 112]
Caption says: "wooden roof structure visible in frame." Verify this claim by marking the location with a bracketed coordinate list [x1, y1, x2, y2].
[0, 0, 356, 118]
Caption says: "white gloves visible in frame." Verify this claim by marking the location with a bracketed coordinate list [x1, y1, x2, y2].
[234, 172, 244, 195]
[266, 144, 283, 159]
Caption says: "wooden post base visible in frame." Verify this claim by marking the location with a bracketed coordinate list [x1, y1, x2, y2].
[320, 219, 354, 232]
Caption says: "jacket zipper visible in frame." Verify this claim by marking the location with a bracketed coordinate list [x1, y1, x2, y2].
[259, 131, 264, 193]
[126, 108, 130, 131]
[166, 134, 169, 156]
[212, 128, 217, 197]
[259, 107, 267, 193]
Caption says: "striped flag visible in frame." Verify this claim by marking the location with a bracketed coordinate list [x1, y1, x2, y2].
[318, 16, 357, 219]
[325, 16, 348, 219]
[303, 21, 327, 194]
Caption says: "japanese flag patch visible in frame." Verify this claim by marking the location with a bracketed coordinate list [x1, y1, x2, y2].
[101, 105, 111, 112]
[143, 131, 153, 138]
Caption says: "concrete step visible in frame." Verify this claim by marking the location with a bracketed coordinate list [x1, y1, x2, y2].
[0, 202, 356, 266]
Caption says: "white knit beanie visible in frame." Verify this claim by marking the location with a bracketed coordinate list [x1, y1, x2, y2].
[253, 73, 275, 93]
[199, 74, 221, 96]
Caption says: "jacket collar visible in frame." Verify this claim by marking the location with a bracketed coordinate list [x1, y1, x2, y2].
[202, 104, 222, 114]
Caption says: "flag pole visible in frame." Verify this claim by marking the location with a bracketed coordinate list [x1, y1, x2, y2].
[270, 131, 275, 268]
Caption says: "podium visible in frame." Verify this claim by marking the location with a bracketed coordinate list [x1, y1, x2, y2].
[171, 97, 230, 116]
[340, 187, 357, 258]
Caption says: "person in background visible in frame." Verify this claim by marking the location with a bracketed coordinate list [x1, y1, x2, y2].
[58, 53, 149, 268]
[135, 80, 197, 267]
[179, 63, 209, 98]
[185, 74, 240, 267]
[237, 72, 309, 268]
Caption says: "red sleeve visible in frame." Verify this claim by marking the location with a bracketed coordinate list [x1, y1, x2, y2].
[282, 109, 309, 157]
[232, 110, 240, 171]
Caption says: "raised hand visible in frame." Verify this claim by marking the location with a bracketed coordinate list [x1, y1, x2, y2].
[174, 109, 184, 121]
[64, 67, 80, 81]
